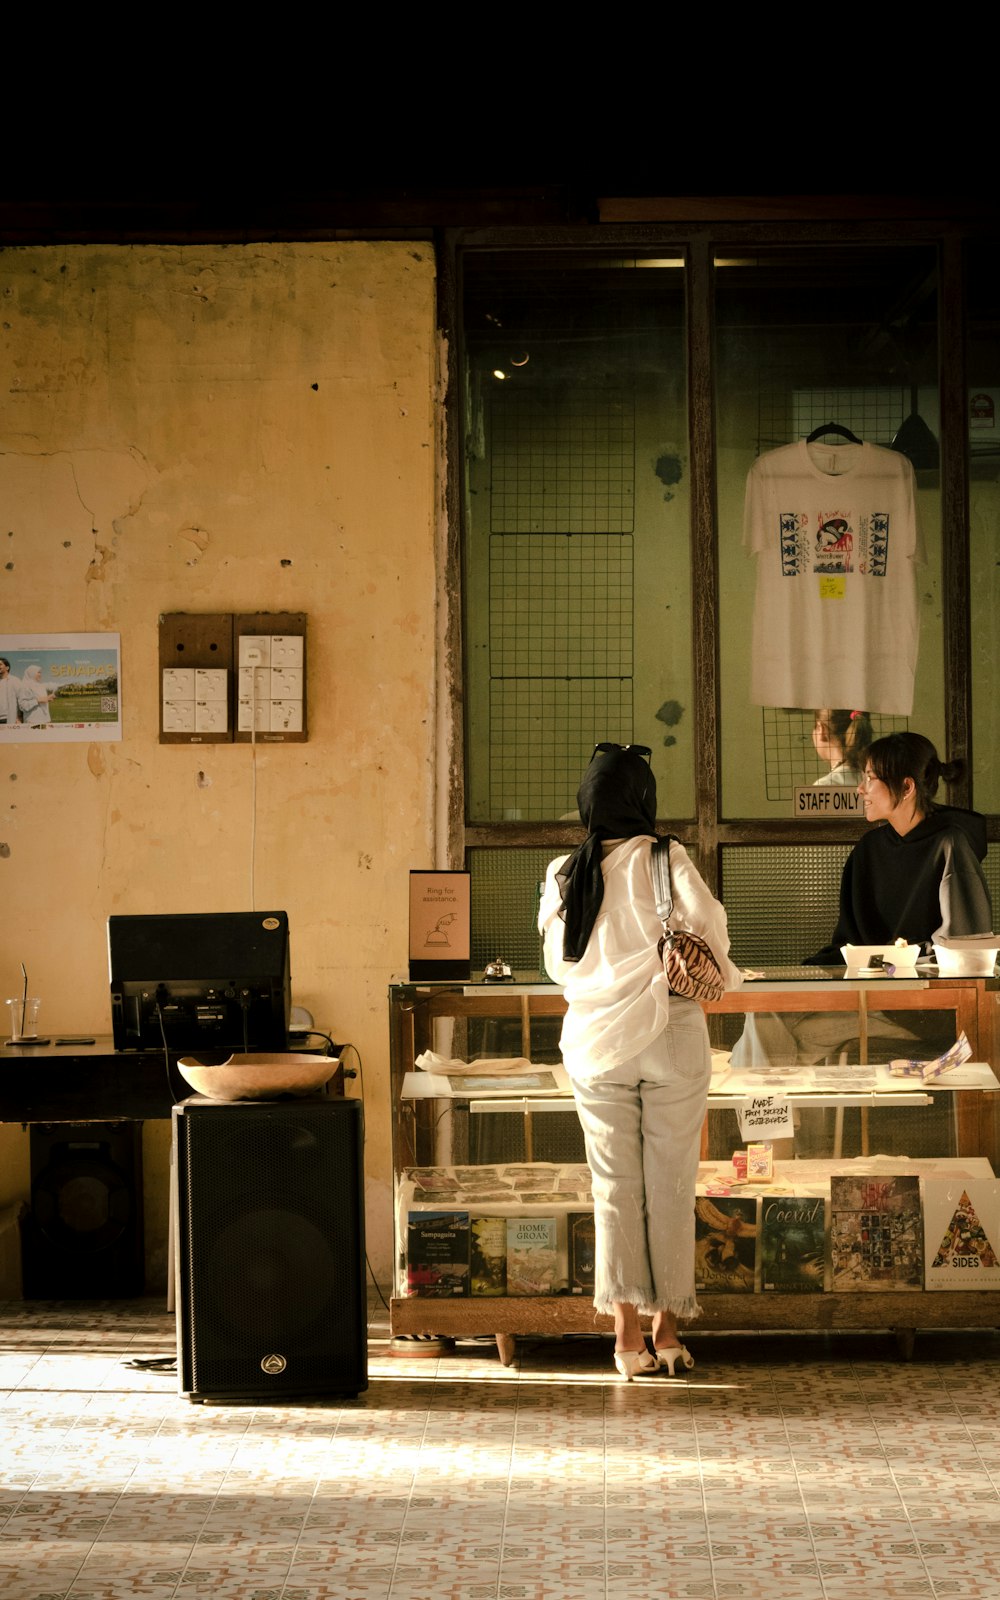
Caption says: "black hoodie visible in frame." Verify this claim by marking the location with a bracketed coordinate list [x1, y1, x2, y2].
[804, 805, 993, 964]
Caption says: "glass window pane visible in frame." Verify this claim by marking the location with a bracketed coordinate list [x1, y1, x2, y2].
[462, 251, 692, 822]
[968, 240, 1000, 812]
[714, 246, 942, 818]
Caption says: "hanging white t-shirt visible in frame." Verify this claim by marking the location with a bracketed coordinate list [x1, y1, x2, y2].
[743, 440, 925, 713]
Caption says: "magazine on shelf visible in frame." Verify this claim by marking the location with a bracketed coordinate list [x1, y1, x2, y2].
[568, 1212, 596, 1295]
[760, 1196, 828, 1292]
[402, 1162, 594, 1210]
[694, 1195, 759, 1292]
[829, 1175, 922, 1290]
[506, 1216, 559, 1295]
[922, 1178, 1000, 1290]
[470, 1215, 508, 1296]
[406, 1210, 470, 1297]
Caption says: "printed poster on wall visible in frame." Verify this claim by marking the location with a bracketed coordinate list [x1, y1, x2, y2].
[0, 634, 122, 743]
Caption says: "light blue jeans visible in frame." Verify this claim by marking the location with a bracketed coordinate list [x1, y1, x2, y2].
[569, 999, 711, 1319]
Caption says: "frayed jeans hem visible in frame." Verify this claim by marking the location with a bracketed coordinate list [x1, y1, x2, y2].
[593, 1290, 703, 1321]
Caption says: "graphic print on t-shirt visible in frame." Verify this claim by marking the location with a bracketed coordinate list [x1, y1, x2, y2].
[779, 510, 889, 579]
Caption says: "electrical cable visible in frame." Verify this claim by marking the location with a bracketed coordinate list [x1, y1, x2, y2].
[122, 1355, 177, 1373]
[156, 1002, 189, 1105]
[249, 654, 258, 912]
[291, 1028, 343, 1059]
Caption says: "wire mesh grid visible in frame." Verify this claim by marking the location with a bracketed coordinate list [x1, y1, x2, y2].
[469, 847, 567, 976]
[488, 679, 634, 819]
[761, 708, 911, 801]
[757, 382, 910, 456]
[489, 533, 633, 678]
[984, 845, 1000, 928]
[489, 385, 635, 533]
[721, 843, 854, 966]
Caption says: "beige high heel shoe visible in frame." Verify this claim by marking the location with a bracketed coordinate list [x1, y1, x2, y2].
[613, 1346, 658, 1381]
[653, 1343, 694, 1376]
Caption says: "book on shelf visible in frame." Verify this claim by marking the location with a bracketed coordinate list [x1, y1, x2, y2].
[470, 1215, 507, 1296]
[506, 1216, 559, 1295]
[923, 1178, 1000, 1290]
[829, 1175, 922, 1290]
[760, 1195, 827, 1292]
[406, 1210, 470, 1297]
[568, 1212, 596, 1295]
[694, 1194, 759, 1292]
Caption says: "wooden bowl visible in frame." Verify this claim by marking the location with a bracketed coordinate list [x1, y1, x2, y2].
[177, 1052, 336, 1101]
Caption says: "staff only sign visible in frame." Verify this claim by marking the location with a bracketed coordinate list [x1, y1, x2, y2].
[793, 786, 863, 817]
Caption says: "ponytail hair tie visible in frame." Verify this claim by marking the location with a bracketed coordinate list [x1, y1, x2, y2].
[849, 710, 861, 720]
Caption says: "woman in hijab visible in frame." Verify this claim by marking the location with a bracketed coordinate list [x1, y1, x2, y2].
[538, 743, 742, 1379]
[17, 665, 54, 725]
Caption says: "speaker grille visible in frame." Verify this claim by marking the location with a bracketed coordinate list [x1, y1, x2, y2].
[23, 1124, 144, 1298]
[175, 1098, 366, 1399]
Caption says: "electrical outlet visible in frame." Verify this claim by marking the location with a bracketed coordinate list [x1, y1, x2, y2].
[238, 666, 270, 698]
[194, 668, 228, 701]
[270, 668, 303, 699]
[239, 635, 271, 668]
[194, 700, 229, 734]
[162, 668, 195, 702]
[270, 699, 303, 733]
[162, 699, 196, 733]
[238, 697, 270, 732]
[270, 635, 303, 669]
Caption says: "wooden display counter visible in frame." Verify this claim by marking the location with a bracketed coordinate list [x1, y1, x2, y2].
[389, 973, 1000, 1362]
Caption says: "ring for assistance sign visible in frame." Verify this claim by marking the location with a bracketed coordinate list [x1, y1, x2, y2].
[737, 1095, 795, 1141]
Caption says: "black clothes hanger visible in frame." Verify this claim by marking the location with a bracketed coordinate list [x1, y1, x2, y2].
[806, 422, 862, 445]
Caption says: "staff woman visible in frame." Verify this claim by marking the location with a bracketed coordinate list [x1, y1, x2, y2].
[806, 731, 992, 962]
[538, 743, 742, 1380]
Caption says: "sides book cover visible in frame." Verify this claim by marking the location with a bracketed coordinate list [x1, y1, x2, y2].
[406, 1210, 470, 1297]
[923, 1179, 1000, 1290]
[830, 1175, 922, 1290]
[470, 1215, 507, 1295]
[760, 1195, 827, 1292]
[694, 1195, 758, 1292]
[506, 1216, 559, 1295]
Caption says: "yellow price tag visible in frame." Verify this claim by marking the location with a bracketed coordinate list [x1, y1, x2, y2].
[818, 575, 846, 599]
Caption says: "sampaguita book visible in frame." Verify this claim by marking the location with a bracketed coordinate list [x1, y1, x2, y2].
[406, 1210, 470, 1297]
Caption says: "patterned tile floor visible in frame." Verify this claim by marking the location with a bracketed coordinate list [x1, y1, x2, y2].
[3, 1298, 1000, 1599]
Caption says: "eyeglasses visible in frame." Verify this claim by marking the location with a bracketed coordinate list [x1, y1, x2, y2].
[592, 742, 652, 761]
[857, 769, 881, 791]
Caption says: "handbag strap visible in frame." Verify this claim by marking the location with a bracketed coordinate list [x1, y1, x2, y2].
[651, 837, 676, 924]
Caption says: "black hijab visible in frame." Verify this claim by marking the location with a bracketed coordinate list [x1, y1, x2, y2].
[556, 746, 658, 960]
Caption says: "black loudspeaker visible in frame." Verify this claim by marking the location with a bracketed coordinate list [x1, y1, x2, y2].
[173, 1096, 367, 1401]
[22, 1122, 145, 1298]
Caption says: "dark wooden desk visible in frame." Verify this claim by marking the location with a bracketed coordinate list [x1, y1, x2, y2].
[0, 1037, 344, 1124]
[0, 1036, 179, 1123]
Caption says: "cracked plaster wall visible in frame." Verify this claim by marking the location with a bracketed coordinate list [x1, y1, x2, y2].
[0, 241, 440, 1287]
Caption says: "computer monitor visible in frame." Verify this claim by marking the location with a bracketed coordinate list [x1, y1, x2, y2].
[108, 911, 291, 1053]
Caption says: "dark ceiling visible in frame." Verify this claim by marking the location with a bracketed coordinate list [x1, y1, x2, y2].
[0, 188, 997, 245]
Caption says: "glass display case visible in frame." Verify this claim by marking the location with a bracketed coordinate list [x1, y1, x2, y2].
[389, 974, 1000, 1362]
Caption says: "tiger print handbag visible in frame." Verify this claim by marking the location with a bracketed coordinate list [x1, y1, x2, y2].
[651, 837, 726, 1003]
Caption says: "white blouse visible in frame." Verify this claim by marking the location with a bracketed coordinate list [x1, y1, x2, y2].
[538, 834, 743, 1079]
